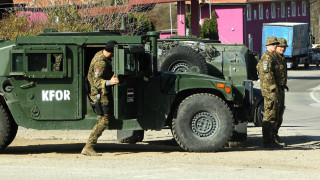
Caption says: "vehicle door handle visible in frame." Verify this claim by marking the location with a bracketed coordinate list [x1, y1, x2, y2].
[20, 81, 35, 89]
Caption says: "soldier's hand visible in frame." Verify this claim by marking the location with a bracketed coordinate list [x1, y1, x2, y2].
[110, 74, 119, 85]
[284, 85, 289, 92]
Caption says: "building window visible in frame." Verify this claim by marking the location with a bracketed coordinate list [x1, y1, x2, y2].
[259, 3, 263, 20]
[292, 1, 296, 17]
[302, 1, 307, 16]
[281, 2, 285, 18]
[271, 3, 276, 19]
[247, 4, 252, 21]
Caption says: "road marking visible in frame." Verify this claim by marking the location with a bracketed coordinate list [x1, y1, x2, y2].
[309, 85, 320, 103]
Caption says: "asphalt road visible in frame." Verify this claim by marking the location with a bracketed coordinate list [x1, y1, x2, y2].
[283, 65, 320, 140]
[0, 65, 320, 180]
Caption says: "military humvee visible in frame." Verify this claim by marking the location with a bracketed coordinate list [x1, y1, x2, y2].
[0, 30, 261, 152]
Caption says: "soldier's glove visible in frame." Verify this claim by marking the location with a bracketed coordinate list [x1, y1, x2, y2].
[284, 85, 289, 92]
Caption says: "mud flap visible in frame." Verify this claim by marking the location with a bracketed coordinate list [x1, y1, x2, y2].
[117, 130, 144, 144]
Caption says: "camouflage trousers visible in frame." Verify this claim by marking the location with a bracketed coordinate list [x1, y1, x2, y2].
[86, 114, 110, 147]
[274, 89, 285, 137]
[86, 93, 113, 147]
[262, 92, 280, 143]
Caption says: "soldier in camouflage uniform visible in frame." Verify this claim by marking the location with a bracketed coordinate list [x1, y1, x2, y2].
[52, 54, 62, 71]
[256, 36, 285, 148]
[81, 40, 119, 156]
[274, 38, 289, 144]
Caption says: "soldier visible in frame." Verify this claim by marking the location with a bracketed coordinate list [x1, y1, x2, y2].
[274, 38, 289, 144]
[81, 40, 119, 156]
[256, 36, 285, 148]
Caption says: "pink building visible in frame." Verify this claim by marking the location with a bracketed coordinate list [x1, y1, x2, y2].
[179, 0, 310, 53]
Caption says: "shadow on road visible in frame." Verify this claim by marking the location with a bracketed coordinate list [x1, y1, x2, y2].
[0, 139, 183, 155]
[1, 135, 319, 155]
[288, 76, 320, 80]
[224, 135, 320, 152]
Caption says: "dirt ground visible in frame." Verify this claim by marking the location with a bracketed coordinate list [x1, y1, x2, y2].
[0, 126, 319, 179]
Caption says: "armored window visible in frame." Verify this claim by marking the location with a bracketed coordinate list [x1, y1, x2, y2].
[281, 2, 285, 18]
[259, 4, 263, 20]
[11, 45, 66, 78]
[12, 53, 23, 72]
[247, 4, 252, 21]
[28, 53, 47, 72]
[302, 1, 306, 16]
[271, 3, 276, 19]
[292, 1, 296, 17]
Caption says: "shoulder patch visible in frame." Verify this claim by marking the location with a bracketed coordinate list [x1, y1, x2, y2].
[263, 61, 268, 70]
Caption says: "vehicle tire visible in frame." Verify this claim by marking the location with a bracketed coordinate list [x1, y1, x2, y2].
[254, 101, 264, 127]
[0, 104, 18, 149]
[172, 93, 234, 152]
[158, 46, 208, 74]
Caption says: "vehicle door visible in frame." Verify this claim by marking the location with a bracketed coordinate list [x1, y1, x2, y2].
[10, 45, 81, 120]
[113, 45, 147, 120]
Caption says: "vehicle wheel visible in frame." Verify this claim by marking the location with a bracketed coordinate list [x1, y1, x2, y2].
[158, 46, 208, 74]
[0, 104, 18, 149]
[172, 93, 234, 152]
[254, 101, 264, 127]
[304, 62, 309, 68]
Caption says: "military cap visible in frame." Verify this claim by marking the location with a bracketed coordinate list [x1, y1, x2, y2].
[277, 38, 288, 47]
[265, 36, 279, 46]
[105, 40, 117, 53]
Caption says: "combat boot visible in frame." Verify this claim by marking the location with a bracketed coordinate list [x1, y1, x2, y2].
[81, 144, 102, 156]
[274, 134, 281, 143]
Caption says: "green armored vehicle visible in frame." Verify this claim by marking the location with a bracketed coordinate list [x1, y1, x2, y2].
[0, 30, 261, 152]
[157, 38, 264, 127]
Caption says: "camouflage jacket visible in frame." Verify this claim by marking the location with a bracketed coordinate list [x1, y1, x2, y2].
[257, 50, 280, 97]
[87, 50, 113, 98]
[275, 52, 287, 87]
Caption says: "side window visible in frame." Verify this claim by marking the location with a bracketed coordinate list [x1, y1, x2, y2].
[259, 3, 263, 20]
[271, 3, 276, 19]
[12, 53, 23, 72]
[28, 53, 47, 72]
[291, 1, 296, 17]
[247, 4, 252, 21]
[10, 45, 66, 78]
[281, 2, 286, 18]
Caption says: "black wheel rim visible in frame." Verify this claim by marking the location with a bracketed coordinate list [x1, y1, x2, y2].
[191, 111, 218, 137]
[169, 61, 191, 72]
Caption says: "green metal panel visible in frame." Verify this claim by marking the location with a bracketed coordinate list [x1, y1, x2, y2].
[0, 41, 15, 76]
[7, 44, 81, 121]
[15, 35, 144, 46]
